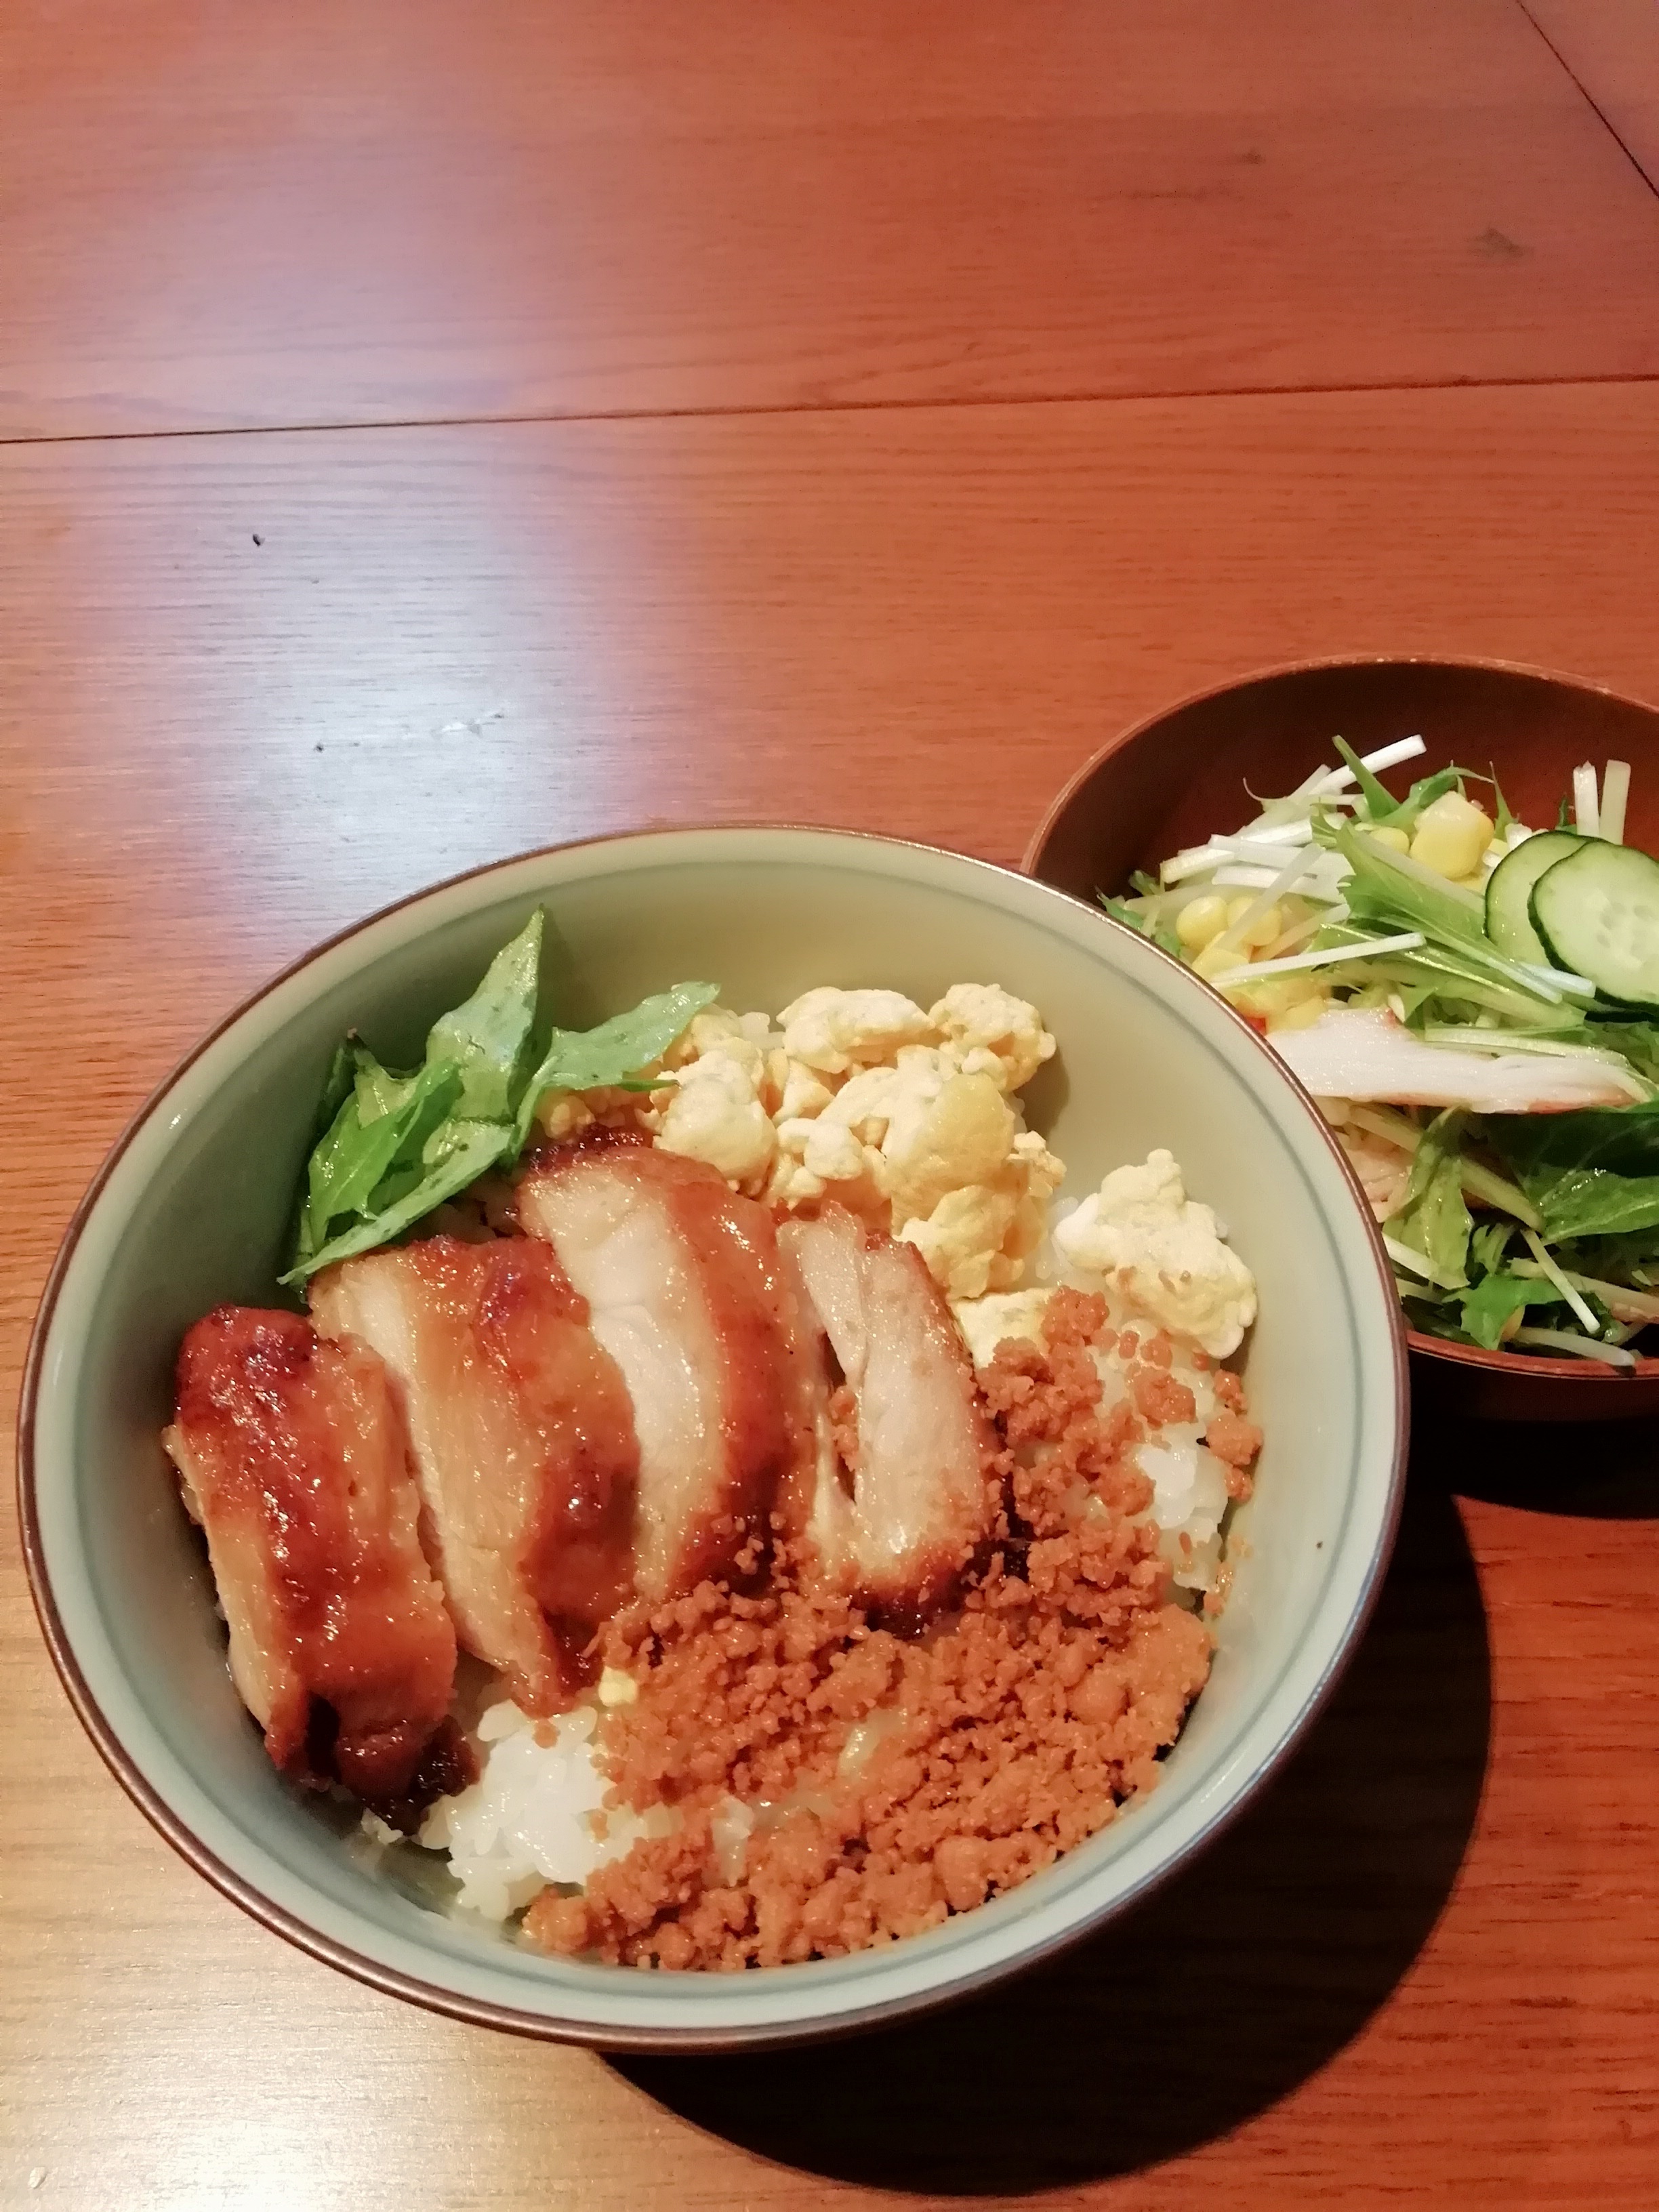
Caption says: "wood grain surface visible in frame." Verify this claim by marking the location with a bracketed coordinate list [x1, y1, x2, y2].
[5, 0, 1659, 437]
[1523, 0, 1659, 190]
[5, 382, 1659, 2208]
[5, 5, 1659, 2206]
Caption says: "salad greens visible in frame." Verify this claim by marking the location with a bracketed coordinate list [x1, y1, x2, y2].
[1107, 737, 1659, 1364]
[283, 909, 716, 1284]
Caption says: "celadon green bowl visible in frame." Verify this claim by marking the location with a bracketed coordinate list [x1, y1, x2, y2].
[20, 830, 1408, 2049]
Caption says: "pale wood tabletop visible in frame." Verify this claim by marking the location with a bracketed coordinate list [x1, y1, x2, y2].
[4, 7, 1658, 2209]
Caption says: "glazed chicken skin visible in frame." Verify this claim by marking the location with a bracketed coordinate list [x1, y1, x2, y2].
[310, 1236, 640, 1713]
[516, 1133, 809, 1603]
[778, 1204, 997, 1618]
[163, 1307, 456, 1799]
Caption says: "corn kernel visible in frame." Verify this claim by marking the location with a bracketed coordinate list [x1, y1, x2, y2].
[1273, 990, 1332, 1030]
[1410, 791, 1495, 880]
[1191, 936, 1244, 981]
[1223, 895, 1283, 950]
[1174, 893, 1229, 951]
[1368, 825, 1411, 855]
[1228, 972, 1330, 1027]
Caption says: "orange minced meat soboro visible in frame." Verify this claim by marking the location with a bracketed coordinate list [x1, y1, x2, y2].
[523, 1291, 1254, 1971]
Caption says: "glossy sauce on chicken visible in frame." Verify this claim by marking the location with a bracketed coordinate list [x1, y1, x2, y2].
[310, 1235, 639, 1711]
[778, 1203, 997, 1618]
[171, 1141, 1023, 1795]
[163, 1307, 456, 1799]
[517, 1132, 810, 1603]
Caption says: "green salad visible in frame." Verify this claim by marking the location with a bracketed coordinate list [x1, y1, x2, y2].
[1107, 738, 1659, 1366]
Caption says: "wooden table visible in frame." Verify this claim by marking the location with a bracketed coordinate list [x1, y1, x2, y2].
[4, 5, 1657, 2205]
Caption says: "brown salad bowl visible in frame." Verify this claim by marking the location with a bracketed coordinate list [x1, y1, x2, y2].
[1025, 655, 1659, 1421]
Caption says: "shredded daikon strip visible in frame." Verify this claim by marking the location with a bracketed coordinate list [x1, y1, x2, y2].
[1522, 1229, 1601, 1336]
[1368, 838, 1488, 915]
[1204, 846, 1323, 963]
[1510, 1328, 1635, 1368]
[1383, 1234, 1462, 1290]
[1233, 820, 1317, 848]
[1350, 1106, 1541, 1225]
[1302, 734, 1425, 806]
[1212, 865, 1294, 890]
[1511, 1260, 1659, 1326]
[1572, 762, 1599, 838]
[1277, 736, 1427, 811]
[1359, 735, 1428, 776]
[1350, 1103, 1421, 1151]
[1207, 930, 1426, 987]
[1601, 759, 1631, 846]
[1162, 831, 1312, 884]
[1263, 911, 1327, 960]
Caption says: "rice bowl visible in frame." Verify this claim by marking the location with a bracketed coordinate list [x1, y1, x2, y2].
[20, 828, 1406, 2045]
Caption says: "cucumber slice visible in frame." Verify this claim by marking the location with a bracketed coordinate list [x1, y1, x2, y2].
[1484, 830, 1580, 964]
[1531, 839, 1659, 1008]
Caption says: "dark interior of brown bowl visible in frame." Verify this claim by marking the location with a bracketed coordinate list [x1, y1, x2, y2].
[1025, 655, 1659, 1419]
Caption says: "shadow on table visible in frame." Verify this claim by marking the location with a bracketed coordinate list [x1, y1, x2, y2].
[1425, 1416, 1659, 1521]
[609, 1470, 1490, 2194]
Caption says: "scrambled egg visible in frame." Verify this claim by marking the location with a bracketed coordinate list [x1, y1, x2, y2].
[930, 983, 1057, 1091]
[949, 1288, 1055, 1370]
[778, 987, 937, 1075]
[622, 983, 1061, 1298]
[1052, 1149, 1257, 1358]
[532, 985, 1254, 1346]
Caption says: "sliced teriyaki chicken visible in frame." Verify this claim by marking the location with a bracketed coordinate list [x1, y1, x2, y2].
[778, 1203, 996, 1619]
[310, 1236, 639, 1712]
[163, 1307, 456, 1800]
[516, 1134, 804, 1603]
[1271, 1006, 1641, 1112]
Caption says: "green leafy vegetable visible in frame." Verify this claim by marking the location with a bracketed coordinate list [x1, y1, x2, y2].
[1333, 742, 1471, 833]
[1457, 1271, 1564, 1350]
[283, 910, 717, 1284]
[1509, 1164, 1659, 1243]
[426, 908, 544, 1120]
[1334, 737, 1396, 819]
[1335, 826, 1504, 947]
[1097, 895, 1182, 960]
[1099, 894, 1149, 932]
[310, 1042, 356, 1139]
[1329, 825, 1597, 1023]
[1385, 1109, 1473, 1289]
[295, 1052, 464, 1267]
[512, 982, 720, 1151]
[1557, 1227, 1659, 1287]
[1582, 1020, 1659, 1080]
[287, 1121, 514, 1281]
[1374, 768, 1467, 832]
[1487, 1101, 1659, 1181]
[1483, 1100, 1659, 1240]
[1468, 1217, 1515, 1277]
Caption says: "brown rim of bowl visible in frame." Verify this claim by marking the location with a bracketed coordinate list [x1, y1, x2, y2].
[18, 823, 1411, 2051]
[1023, 650, 1659, 1391]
